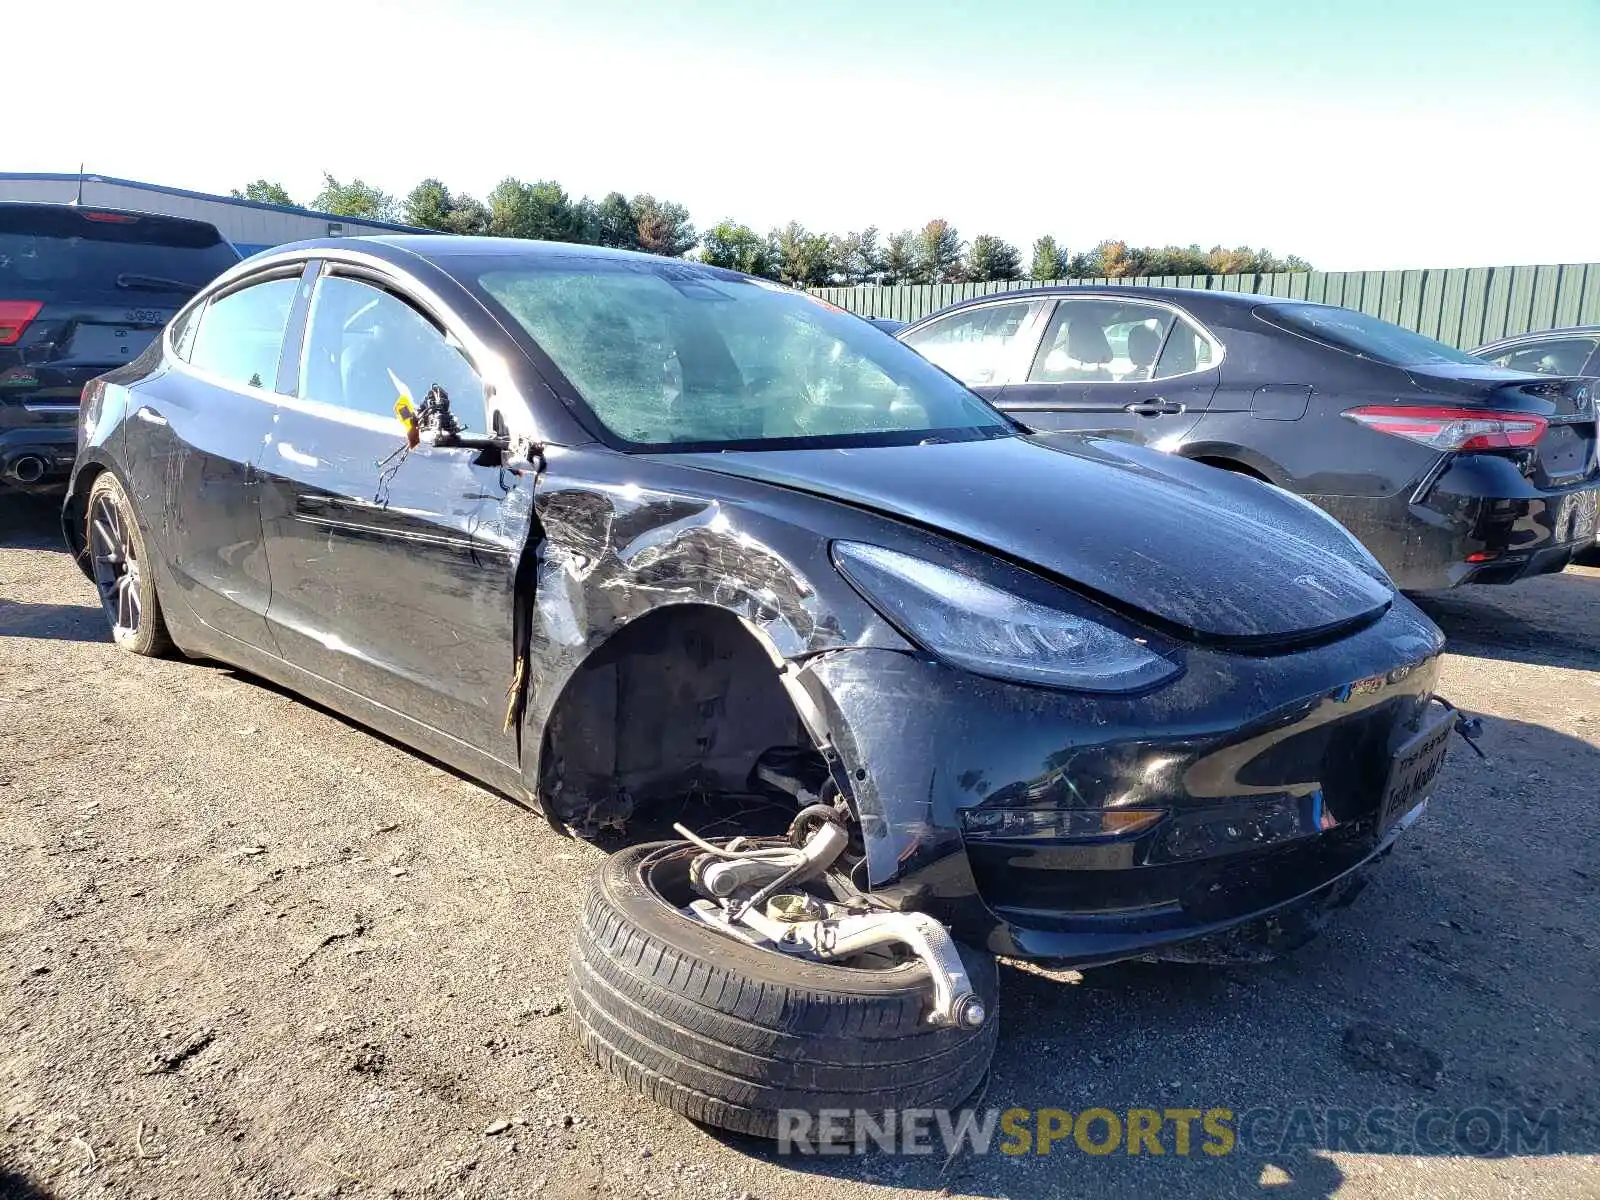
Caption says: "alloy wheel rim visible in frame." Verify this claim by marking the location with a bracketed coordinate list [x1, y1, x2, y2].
[88, 494, 141, 637]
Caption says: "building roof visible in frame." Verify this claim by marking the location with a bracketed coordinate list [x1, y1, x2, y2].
[0, 171, 428, 233]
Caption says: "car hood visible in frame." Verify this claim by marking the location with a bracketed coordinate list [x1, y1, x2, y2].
[665, 433, 1393, 644]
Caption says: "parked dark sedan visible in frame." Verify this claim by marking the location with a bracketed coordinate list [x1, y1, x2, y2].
[64, 237, 1459, 1135]
[899, 288, 1600, 590]
[1474, 324, 1600, 379]
[1472, 324, 1600, 559]
[1, 202, 240, 490]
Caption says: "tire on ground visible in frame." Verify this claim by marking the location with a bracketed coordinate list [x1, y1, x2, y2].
[569, 841, 998, 1138]
[86, 471, 172, 658]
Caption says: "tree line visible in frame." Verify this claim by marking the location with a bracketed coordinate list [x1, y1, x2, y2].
[232, 176, 1313, 284]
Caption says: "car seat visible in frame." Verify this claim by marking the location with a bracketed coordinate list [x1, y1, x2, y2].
[1064, 320, 1114, 380]
[1125, 324, 1162, 381]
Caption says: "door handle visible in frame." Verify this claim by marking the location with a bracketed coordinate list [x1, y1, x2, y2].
[1124, 399, 1185, 417]
[134, 406, 168, 426]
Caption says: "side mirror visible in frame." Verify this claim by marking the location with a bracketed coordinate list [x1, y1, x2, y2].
[415, 384, 509, 452]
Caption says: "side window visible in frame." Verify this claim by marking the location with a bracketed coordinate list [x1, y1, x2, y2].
[1029, 300, 1175, 383]
[900, 301, 1034, 386]
[186, 278, 298, 389]
[299, 275, 485, 422]
[1154, 317, 1220, 379]
[1486, 338, 1599, 377]
[168, 300, 205, 362]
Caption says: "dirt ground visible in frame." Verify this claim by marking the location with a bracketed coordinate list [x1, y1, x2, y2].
[1, 491, 1597, 1200]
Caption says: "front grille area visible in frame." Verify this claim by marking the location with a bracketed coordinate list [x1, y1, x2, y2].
[964, 661, 1439, 934]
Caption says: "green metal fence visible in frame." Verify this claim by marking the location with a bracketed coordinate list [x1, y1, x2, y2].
[812, 263, 1600, 349]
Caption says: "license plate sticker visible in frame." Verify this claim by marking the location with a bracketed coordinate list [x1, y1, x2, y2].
[1379, 713, 1451, 834]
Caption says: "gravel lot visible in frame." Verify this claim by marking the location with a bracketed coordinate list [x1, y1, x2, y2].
[1, 492, 1597, 1200]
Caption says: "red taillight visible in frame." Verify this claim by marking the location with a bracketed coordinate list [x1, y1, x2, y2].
[81, 210, 137, 224]
[0, 300, 43, 346]
[1343, 405, 1547, 451]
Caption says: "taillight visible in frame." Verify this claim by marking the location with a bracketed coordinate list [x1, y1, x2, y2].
[82, 210, 137, 224]
[0, 300, 43, 346]
[1344, 405, 1547, 451]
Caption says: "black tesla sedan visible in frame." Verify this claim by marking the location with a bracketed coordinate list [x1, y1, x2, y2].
[899, 287, 1600, 590]
[62, 237, 1458, 1133]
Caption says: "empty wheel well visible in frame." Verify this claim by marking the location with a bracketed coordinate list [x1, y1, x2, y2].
[61, 464, 107, 573]
[536, 605, 828, 835]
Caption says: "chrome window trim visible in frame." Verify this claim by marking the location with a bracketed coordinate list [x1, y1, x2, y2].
[1472, 331, 1600, 357]
[293, 270, 489, 431]
[161, 269, 304, 405]
[899, 294, 1044, 338]
[167, 246, 534, 438]
[899, 296, 1051, 386]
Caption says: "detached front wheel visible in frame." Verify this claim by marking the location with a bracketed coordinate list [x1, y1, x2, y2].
[570, 841, 998, 1138]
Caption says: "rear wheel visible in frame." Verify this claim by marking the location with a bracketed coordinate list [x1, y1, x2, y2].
[85, 472, 171, 657]
[570, 841, 998, 1138]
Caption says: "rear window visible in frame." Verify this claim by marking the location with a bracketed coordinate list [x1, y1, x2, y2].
[1257, 303, 1482, 367]
[0, 206, 241, 300]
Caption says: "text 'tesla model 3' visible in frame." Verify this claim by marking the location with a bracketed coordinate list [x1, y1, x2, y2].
[62, 237, 1477, 1135]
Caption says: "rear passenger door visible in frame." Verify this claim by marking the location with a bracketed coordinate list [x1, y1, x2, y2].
[257, 265, 520, 759]
[990, 297, 1221, 447]
[124, 265, 310, 652]
[897, 299, 1048, 397]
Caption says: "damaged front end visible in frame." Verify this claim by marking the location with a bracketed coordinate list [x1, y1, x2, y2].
[789, 599, 1459, 965]
[677, 804, 987, 1029]
[516, 443, 1468, 971]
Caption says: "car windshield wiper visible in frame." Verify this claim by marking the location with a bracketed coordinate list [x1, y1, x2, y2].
[116, 272, 200, 294]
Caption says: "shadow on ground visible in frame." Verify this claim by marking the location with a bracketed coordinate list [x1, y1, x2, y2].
[0, 491, 65, 551]
[1411, 567, 1599, 669]
[0, 1169, 55, 1200]
[1, 493, 106, 642]
[0, 601, 108, 643]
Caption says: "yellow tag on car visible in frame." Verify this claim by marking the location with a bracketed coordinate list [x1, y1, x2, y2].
[394, 396, 420, 448]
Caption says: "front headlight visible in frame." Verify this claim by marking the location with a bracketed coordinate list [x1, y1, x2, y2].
[832, 542, 1180, 693]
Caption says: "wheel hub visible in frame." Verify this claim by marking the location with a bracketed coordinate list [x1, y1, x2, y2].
[88, 494, 141, 636]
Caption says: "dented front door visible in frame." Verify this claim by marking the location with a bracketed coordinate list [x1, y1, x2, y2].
[255, 270, 522, 761]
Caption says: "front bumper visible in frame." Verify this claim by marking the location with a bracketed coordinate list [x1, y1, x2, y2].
[794, 595, 1447, 967]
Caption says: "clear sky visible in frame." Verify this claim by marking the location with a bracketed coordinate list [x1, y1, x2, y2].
[11, 0, 1599, 270]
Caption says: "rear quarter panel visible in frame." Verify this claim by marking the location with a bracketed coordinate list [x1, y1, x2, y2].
[1181, 308, 1442, 498]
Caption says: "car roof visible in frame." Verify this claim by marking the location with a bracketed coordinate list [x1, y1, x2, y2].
[243, 234, 756, 288]
[902, 283, 1313, 326]
[274, 234, 710, 267]
[1474, 325, 1600, 350]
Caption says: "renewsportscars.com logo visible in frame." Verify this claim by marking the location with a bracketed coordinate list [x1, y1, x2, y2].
[777, 1106, 1562, 1158]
